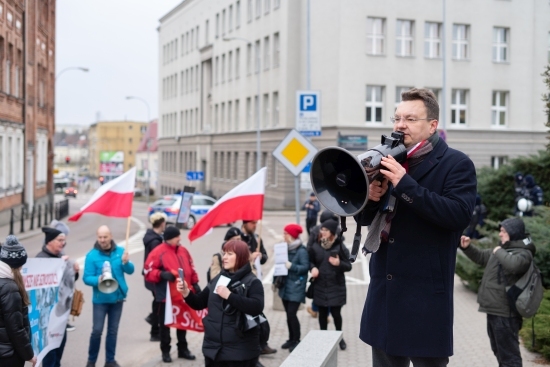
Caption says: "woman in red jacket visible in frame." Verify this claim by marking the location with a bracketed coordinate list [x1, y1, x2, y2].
[144, 226, 200, 363]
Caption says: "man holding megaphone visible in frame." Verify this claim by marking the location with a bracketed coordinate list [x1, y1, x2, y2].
[353, 88, 477, 366]
[83, 225, 134, 367]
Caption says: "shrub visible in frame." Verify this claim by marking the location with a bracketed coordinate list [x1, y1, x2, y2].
[519, 290, 550, 360]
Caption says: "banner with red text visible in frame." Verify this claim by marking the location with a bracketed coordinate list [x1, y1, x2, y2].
[164, 281, 207, 332]
[23, 258, 75, 367]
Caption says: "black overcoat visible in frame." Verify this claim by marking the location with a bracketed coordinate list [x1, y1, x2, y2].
[357, 139, 476, 358]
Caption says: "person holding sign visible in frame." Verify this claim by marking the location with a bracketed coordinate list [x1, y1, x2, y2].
[144, 226, 199, 363]
[83, 225, 134, 367]
[177, 240, 264, 367]
[308, 219, 351, 351]
[0, 235, 37, 367]
[276, 224, 309, 352]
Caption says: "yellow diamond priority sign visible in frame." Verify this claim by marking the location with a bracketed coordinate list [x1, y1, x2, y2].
[272, 129, 318, 177]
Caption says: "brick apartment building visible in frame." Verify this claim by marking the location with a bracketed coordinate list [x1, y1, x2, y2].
[0, 0, 56, 225]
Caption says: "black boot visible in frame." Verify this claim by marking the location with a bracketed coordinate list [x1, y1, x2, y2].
[339, 338, 347, 350]
[162, 352, 172, 363]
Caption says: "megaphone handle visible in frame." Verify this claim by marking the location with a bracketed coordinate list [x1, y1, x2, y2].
[349, 225, 362, 263]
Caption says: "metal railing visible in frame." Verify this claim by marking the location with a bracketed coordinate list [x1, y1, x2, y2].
[8, 199, 70, 235]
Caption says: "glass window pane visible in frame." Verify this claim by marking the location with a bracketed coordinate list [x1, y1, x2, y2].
[374, 86, 382, 102]
[499, 111, 505, 125]
[492, 92, 497, 106]
[492, 110, 497, 125]
[451, 110, 456, 124]
[366, 86, 372, 101]
[375, 107, 382, 122]
[366, 107, 371, 121]
[459, 110, 466, 124]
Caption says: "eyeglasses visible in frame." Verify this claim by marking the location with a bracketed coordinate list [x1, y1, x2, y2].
[390, 116, 432, 124]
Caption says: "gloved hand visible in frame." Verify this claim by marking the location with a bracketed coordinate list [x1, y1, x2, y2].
[161, 271, 176, 282]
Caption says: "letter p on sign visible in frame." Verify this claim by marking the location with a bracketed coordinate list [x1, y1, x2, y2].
[300, 95, 317, 111]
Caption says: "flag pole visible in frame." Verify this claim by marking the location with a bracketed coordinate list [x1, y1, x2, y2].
[125, 216, 131, 251]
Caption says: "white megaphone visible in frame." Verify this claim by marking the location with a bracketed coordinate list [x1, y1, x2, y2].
[517, 198, 534, 214]
[98, 261, 119, 294]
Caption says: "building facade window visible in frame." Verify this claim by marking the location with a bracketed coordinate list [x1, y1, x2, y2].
[367, 17, 385, 55]
[452, 24, 469, 60]
[221, 54, 226, 83]
[215, 13, 220, 38]
[264, 0, 270, 14]
[396, 20, 414, 57]
[491, 156, 507, 169]
[228, 101, 233, 131]
[272, 92, 279, 126]
[395, 86, 413, 106]
[228, 51, 233, 81]
[424, 22, 442, 58]
[246, 97, 252, 129]
[235, 100, 240, 130]
[450, 89, 468, 126]
[247, 44, 252, 75]
[248, 0, 253, 22]
[273, 32, 280, 68]
[492, 91, 508, 126]
[255, 0, 261, 18]
[236, 1, 241, 28]
[274, 0, 280, 9]
[222, 9, 226, 36]
[365, 85, 383, 123]
[255, 40, 260, 73]
[493, 27, 509, 62]
[228, 6, 233, 32]
[235, 48, 240, 79]
[263, 94, 269, 127]
[263, 36, 270, 70]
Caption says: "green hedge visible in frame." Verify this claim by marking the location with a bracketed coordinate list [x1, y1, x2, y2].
[519, 290, 550, 361]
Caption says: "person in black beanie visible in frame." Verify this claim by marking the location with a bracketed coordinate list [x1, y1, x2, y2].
[37, 227, 80, 367]
[308, 219, 351, 350]
[0, 235, 37, 367]
[460, 217, 535, 366]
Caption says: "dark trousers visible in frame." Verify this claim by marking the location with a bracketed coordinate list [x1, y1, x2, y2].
[282, 299, 301, 342]
[204, 356, 259, 367]
[42, 329, 67, 367]
[306, 218, 317, 235]
[372, 347, 449, 367]
[88, 302, 124, 364]
[158, 300, 188, 354]
[487, 314, 523, 367]
[318, 305, 342, 331]
[0, 352, 25, 367]
[150, 291, 159, 337]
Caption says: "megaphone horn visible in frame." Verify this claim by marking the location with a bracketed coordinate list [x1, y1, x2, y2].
[98, 271, 119, 294]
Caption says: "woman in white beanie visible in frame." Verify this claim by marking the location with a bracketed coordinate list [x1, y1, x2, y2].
[0, 235, 37, 367]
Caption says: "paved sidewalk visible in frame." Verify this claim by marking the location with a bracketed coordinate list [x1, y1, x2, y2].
[143, 265, 544, 367]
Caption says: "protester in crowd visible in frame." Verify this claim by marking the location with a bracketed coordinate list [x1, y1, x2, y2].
[36, 227, 80, 367]
[0, 235, 37, 367]
[302, 192, 321, 235]
[276, 224, 309, 352]
[523, 174, 544, 214]
[144, 226, 199, 363]
[240, 220, 276, 356]
[83, 225, 134, 367]
[463, 194, 488, 239]
[306, 210, 338, 318]
[355, 88, 476, 366]
[49, 219, 77, 332]
[308, 219, 351, 351]
[460, 217, 534, 367]
[177, 240, 264, 367]
[142, 212, 167, 342]
[207, 227, 243, 282]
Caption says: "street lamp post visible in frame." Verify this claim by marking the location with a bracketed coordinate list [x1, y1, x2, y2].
[126, 96, 151, 206]
[56, 67, 89, 80]
[223, 37, 261, 172]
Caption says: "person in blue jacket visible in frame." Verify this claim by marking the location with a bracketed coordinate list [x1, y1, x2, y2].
[83, 225, 134, 367]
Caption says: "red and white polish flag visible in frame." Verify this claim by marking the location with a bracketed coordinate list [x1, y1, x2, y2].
[69, 167, 136, 221]
[188, 167, 266, 242]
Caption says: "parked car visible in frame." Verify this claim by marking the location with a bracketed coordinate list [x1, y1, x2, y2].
[148, 194, 230, 230]
[64, 187, 78, 198]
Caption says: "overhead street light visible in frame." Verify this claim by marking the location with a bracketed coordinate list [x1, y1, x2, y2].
[223, 36, 261, 172]
[126, 96, 152, 206]
[56, 67, 89, 80]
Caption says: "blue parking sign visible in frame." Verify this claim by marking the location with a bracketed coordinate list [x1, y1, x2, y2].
[300, 94, 317, 111]
[296, 91, 321, 136]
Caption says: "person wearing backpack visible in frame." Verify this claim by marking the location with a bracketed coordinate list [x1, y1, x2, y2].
[459, 217, 535, 367]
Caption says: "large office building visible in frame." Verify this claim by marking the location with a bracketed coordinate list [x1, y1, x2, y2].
[158, 0, 549, 209]
[0, 1, 56, 224]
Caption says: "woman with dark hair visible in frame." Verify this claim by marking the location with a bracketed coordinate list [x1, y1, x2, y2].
[308, 219, 352, 351]
[0, 235, 37, 367]
[177, 240, 264, 367]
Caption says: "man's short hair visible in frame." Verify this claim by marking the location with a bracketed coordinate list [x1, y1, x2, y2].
[400, 88, 439, 121]
[149, 212, 167, 228]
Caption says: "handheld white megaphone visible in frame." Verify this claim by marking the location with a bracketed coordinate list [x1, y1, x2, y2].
[98, 261, 119, 294]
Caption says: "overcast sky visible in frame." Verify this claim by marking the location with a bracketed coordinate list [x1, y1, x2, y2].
[56, 0, 182, 127]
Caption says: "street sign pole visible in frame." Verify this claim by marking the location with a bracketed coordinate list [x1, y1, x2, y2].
[295, 176, 300, 223]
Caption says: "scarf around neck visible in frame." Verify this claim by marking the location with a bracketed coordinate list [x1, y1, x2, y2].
[363, 132, 439, 254]
[0, 260, 14, 279]
[287, 239, 302, 252]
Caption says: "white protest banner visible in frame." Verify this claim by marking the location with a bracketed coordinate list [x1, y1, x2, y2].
[23, 258, 74, 366]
